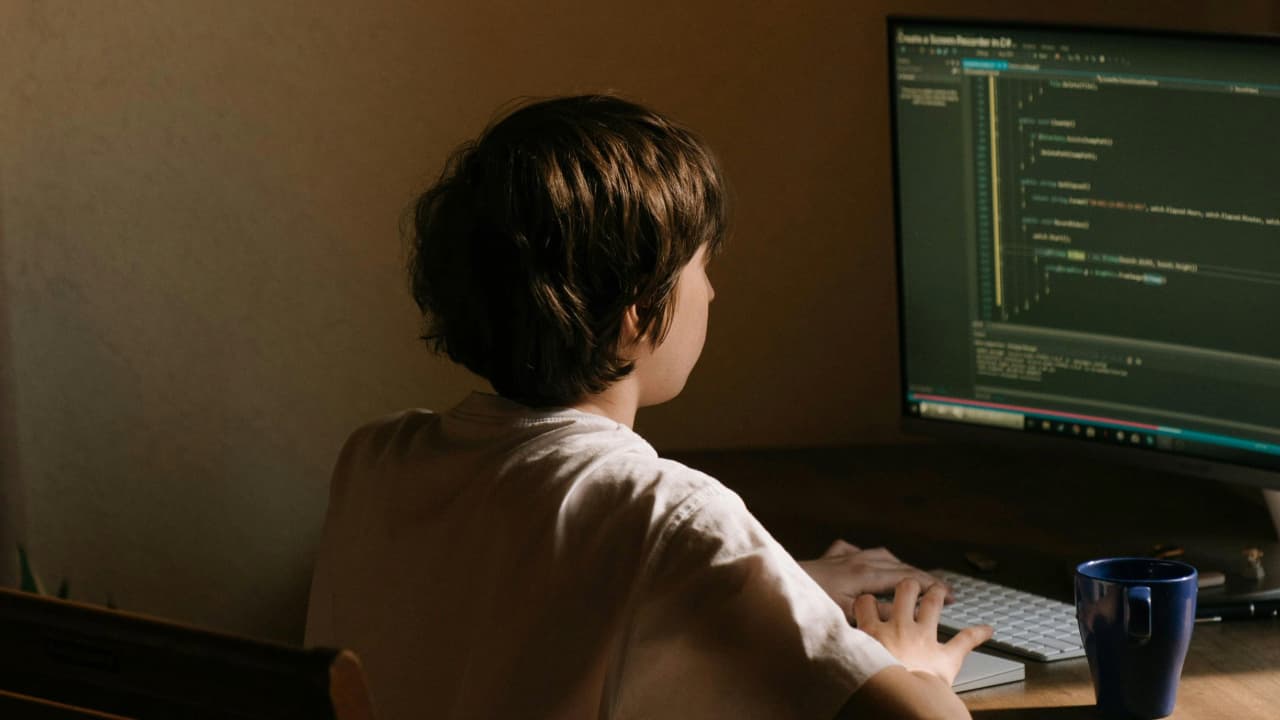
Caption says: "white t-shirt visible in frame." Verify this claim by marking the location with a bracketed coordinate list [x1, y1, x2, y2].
[305, 392, 898, 719]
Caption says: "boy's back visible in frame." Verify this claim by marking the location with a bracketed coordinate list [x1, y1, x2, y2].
[305, 392, 898, 719]
[306, 95, 989, 719]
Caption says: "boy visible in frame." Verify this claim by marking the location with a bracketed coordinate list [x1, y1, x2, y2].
[305, 95, 991, 718]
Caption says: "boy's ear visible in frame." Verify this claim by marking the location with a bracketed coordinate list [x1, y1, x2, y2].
[619, 305, 643, 353]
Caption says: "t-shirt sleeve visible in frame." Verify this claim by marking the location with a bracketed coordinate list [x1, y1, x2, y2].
[608, 481, 901, 719]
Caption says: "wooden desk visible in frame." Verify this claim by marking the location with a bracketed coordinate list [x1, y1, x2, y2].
[669, 443, 1280, 719]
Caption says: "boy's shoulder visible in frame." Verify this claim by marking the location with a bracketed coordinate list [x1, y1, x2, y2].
[335, 401, 726, 500]
[333, 408, 437, 464]
[494, 408, 729, 511]
[586, 446, 726, 508]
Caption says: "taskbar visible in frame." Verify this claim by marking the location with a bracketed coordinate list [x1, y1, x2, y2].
[906, 392, 1280, 469]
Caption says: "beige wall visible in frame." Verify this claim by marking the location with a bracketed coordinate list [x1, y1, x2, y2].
[1, 1, 1275, 640]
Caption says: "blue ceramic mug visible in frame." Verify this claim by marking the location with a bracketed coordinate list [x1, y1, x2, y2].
[1075, 558, 1197, 719]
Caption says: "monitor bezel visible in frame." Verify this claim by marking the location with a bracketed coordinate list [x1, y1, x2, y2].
[886, 15, 1280, 492]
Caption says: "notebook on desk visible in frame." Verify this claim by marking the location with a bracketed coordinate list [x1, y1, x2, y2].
[953, 650, 1025, 693]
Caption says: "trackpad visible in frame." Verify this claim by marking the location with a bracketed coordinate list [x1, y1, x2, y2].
[953, 650, 1025, 693]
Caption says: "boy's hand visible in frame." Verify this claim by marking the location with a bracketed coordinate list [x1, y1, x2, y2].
[799, 540, 952, 622]
[855, 578, 994, 686]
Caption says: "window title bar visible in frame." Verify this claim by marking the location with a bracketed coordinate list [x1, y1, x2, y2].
[896, 31, 1015, 49]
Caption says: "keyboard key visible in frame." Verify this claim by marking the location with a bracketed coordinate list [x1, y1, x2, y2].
[1039, 637, 1079, 651]
[934, 570, 1086, 663]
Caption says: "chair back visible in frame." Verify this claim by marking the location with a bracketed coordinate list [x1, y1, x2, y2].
[0, 587, 375, 719]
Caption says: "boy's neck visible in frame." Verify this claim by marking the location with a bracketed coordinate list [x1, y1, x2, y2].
[571, 378, 640, 428]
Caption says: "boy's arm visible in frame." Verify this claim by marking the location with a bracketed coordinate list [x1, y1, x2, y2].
[837, 666, 970, 720]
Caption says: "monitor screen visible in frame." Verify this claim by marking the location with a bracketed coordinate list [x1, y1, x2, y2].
[888, 18, 1280, 481]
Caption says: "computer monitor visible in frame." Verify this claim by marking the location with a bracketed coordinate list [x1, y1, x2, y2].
[886, 17, 1280, 540]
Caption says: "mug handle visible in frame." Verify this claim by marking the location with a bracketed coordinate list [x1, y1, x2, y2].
[1125, 586, 1152, 643]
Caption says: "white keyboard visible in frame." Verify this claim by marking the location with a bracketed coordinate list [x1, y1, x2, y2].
[935, 570, 1086, 662]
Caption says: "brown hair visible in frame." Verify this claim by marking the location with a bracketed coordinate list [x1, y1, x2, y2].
[408, 95, 728, 407]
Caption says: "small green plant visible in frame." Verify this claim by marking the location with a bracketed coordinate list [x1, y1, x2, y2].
[16, 544, 114, 609]
[17, 543, 68, 599]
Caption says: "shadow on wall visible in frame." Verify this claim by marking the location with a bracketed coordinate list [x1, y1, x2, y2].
[0, 174, 28, 588]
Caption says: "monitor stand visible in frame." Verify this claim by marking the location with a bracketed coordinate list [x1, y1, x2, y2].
[1188, 487, 1280, 605]
[1267, 488, 1280, 543]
